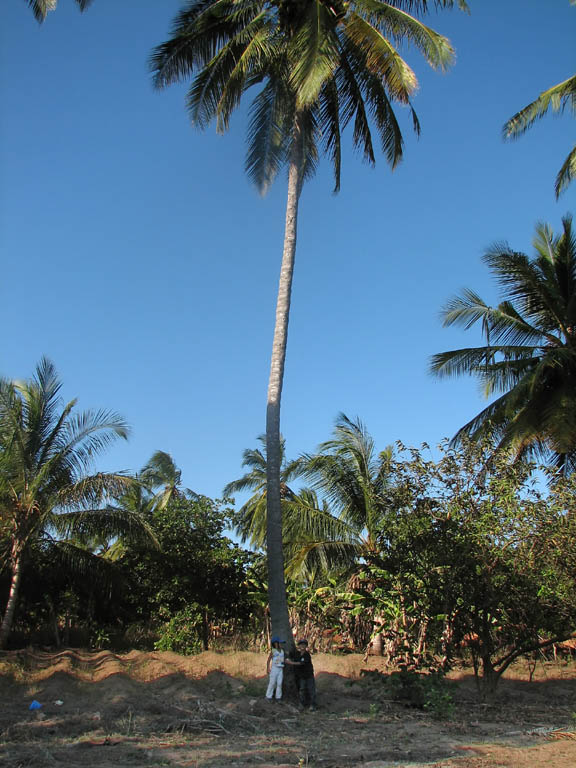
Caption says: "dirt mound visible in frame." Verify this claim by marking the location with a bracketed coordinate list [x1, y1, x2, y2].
[1, 649, 576, 767]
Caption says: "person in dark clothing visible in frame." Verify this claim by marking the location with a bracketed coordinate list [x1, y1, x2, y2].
[287, 638, 316, 710]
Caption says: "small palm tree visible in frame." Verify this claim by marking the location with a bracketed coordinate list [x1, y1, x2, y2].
[229, 416, 393, 577]
[430, 216, 576, 474]
[503, 74, 576, 198]
[141, 450, 193, 510]
[224, 434, 300, 545]
[295, 413, 394, 562]
[0, 358, 153, 648]
[151, 0, 463, 643]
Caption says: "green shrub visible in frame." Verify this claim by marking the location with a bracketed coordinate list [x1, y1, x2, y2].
[385, 669, 455, 719]
[154, 606, 204, 655]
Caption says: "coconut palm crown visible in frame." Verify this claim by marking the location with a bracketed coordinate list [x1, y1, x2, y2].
[150, 0, 465, 193]
[430, 216, 576, 474]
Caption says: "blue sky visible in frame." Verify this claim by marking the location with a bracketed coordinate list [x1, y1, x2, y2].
[1, 0, 575, 506]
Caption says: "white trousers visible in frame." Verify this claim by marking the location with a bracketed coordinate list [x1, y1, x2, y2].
[266, 665, 283, 699]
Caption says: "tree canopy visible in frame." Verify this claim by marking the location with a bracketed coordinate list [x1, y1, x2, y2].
[430, 216, 576, 474]
[0, 358, 152, 648]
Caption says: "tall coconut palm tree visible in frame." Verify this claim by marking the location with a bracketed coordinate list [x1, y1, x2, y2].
[150, 0, 464, 643]
[430, 216, 576, 474]
[503, 73, 576, 198]
[0, 358, 153, 648]
[26, 0, 93, 23]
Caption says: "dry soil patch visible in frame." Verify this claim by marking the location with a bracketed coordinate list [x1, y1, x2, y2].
[1, 650, 575, 767]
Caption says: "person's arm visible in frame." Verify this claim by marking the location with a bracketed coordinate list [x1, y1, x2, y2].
[266, 651, 272, 674]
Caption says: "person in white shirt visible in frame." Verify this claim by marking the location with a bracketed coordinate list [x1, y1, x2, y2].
[266, 636, 286, 701]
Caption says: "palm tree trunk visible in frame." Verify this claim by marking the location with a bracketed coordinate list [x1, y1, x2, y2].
[0, 543, 24, 649]
[266, 120, 303, 647]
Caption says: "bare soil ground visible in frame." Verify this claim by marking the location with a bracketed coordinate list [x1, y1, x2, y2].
[1, 649, 576, 768]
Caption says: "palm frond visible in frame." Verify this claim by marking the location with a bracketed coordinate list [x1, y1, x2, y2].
[296, 106, 321, 183]
[374, 1, 469, 10]
[336, 43, 376, 164]
[284, 488, 358, 544]
[152, 0, 459, 199]
[318, 78, 342, 190]
[41, 537, 122, 592]
[440, 291, 546, 348]
[344, 12, 417, 102]
[288, 1, 341, 108]
[285, 538, 358, 578]
[484, 243, 573, 342]
[359, 63, 406, 166]
[150, 0, 263, 88]
[282, 487, 360, 576]
[232, 492, 268, 546]
[503, 74, 576, 198]
[354, 1, 455, 74]
[49, 504, 158, 548]
[60, 409, 129, 466]
[27, 0, 93, 23]
[56, 473, 136, 511]
[223, 470, 265, 496]
[555, 143, 576, 198]
[246, 77, 293, 193]
[503, 75, 576, 139]
[215, 18, 275, 131]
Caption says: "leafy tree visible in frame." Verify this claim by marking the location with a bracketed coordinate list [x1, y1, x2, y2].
[118, 494, 254, 651]
[367, 438, 576, 696]
[26, 0, 93, 24]
[0, 358, 153, 648]
[150, 0, 464, 645]
[430, 216, 576, 474]
[504, 68, 576, 197]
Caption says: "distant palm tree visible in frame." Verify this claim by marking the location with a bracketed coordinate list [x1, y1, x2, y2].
[26, 0, 93, 23]
[224, 434, 300, 545]
[430, 216, 576, 474]
[141, 450, 192, 510]
[229, 416, 393, 579]
[151, 0, 463, 643]
[0, 358, 153, 648]
[294, 413, 394, 563]
[503, 73, 576, 198]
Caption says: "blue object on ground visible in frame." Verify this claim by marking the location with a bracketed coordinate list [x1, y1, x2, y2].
[29, 700, 42, 710]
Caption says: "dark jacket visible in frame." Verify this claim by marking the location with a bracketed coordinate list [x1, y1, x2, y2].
[294, 649, 314, 679]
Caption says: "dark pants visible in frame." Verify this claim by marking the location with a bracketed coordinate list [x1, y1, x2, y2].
[298, 676, 316, 709]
